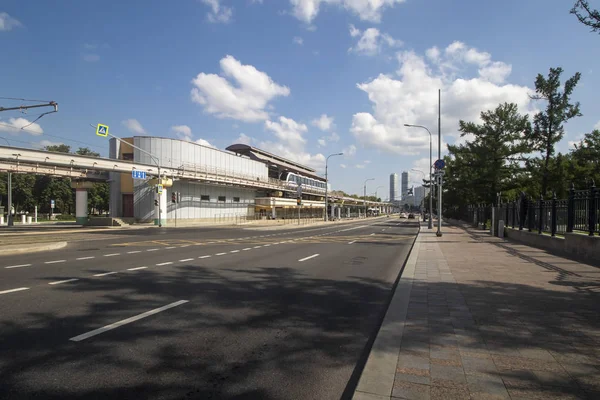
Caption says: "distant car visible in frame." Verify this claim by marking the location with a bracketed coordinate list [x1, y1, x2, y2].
[408, 213, 415, 219]
[400, 213, 408, 219]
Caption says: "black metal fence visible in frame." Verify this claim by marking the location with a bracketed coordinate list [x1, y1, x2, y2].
[461, 182, 599, 237]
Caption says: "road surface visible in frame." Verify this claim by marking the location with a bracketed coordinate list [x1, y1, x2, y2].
[0, 217, 418, 399]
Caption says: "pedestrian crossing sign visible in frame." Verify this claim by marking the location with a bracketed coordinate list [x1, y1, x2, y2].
[96, 124, 109, 137]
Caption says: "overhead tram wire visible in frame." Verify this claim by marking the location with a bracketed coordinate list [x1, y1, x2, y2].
[0, 122, 106, 153]
[0, 97, 55, 102]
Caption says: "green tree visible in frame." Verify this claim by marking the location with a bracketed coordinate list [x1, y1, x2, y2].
[45, 144, 71, 153]
[75, 147, 100, 157]
[571, 129, 600, 186]
[571, 1, 600, 33]
[528, 67, 581, 196]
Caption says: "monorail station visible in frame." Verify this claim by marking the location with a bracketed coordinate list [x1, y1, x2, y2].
[108, 137, 390, 224]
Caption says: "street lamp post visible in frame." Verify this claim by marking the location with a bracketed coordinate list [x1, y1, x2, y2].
[374, 186, 384, 201]
[325, 152, 343, 222]
[364, 178, 374, 217]
[404, 124, 433, 229]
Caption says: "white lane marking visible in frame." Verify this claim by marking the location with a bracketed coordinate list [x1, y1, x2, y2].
[230, 250, 240, 253]
[338, 225, 368, 232]
[69, 300, 189, 342]
[264, 244, 271, 247]
[348, 240, 356, 244]
[147, 248, 159, 252]
[370, 233, 375, 236]
[215, 252, 227, 256]
[104, 253, 120, 257]
[165, 247, 176, 250]
[49, 278, 79, 285]
[0, 287, 29, 295]
[253, 246, 262, 249]
[298, 254, 320, 262]
[179, 258, 194, 262]
[179, 245, 190, 248]
[5, 264, 31, 269]
[127, 251, 142, 254]
[242, 248, 251, 251]
[45, 260, 66, 264]
[198, 255, 211, 259]
[128, 266, 148, 271]
[94, 271, 118, 277]
[76, 256, 95, 261]
[156, 262, 172, 266]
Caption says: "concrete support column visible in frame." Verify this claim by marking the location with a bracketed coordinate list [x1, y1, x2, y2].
[155, 189, 167, 226]
[76, 188, 88, 225]
[337, 207, 341, 219]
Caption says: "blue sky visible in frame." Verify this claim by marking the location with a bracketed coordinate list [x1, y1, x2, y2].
[0, 0, 598, 197]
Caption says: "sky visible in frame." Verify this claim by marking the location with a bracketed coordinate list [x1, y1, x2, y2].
[0, 0, 598, 197]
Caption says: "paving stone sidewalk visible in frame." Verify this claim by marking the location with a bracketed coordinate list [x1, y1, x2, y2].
[355, 222, 600, 400]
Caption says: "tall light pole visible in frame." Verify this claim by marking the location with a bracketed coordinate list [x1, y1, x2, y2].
[404, 124, 433, 229]
[325, 152, 343, 222]
[437, 89, 442, 237]
[364, 178, 374, 217]
[374, 185, 384, 201]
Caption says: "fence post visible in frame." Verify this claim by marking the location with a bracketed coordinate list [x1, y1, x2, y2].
[505, 202, 509, 225]
[567, 183, 575, 233]
[589, 180, 596, 237]
[512, 200, 516, 229]
[519, 192, 526, 231]
[551, 192, 557, 237]
[528, 197, 534, 232]
[538, 194, 543, 234]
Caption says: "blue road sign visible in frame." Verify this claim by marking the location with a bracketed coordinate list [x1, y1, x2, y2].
[50, 199, 55, 208]
[132, 170, 147, 179]
[434, 159, 445, 169]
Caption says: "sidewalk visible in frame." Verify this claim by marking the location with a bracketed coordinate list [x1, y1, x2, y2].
[354, 222, 600, 400]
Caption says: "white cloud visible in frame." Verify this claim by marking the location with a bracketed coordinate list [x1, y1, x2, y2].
[0, 117, 43, 135]
[34, 139, 63, 149]
[312, 114, 334, 131]
[351, 41, 534, 156]
[594, 121, 600, 130]
[201, 0, 233, 23]
[260, 115, 325, 170]
[0, 12, 21, 31]
[170, 124, 215, 147]
[122, 119, 147, 135]
[340, 163, 347, 168]
[82, 53, 100, 62]
[343, 144, 356, 157]
[317, 138, 326, 147]
[412, 158, 433, 180]
[235, 133, 252, 145]
[191, 55, 290, 122]
[293, 36, 304, 45]
[355, 163, 366, 169]
[290, 0, 406, 24]
[349, 27, 401, 56]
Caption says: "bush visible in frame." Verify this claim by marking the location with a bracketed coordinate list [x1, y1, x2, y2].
[55, 214, 76, 221]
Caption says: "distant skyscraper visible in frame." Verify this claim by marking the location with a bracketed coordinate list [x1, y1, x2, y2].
[389, 173, 398, 201]
[414, 186, 429, 205]
[401, 171, 409, 199]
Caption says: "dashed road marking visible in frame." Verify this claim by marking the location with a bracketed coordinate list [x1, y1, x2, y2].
[298, 254, 320, 262]
[49, 278, 79, 285]
[215, 252, 227, 256]
[104, 253, 120, 257]
[179, 258, 194, 262]
[165, 247, 176, 250]
[45, 260, 66, 264]
[70, 300, 189, 342]
[5, 264, 31, 269]
[94, 271, 118, 277]
[253, 246, 262, 249]
[348, 240, 356, 244]
[127, 251, 142, 254]
[230, 250, 240, 253]
[156, 262, 172, 266]
[199, 255, 211, 259]
[242, 248, 251, 251]
[147, 248, 159, 252]
[128, 266, 148, 271]
[0, 287, 29, 295]
[76, 257, 95, 261]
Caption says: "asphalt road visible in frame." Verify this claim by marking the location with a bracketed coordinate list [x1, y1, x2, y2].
[0, 217, 419, 400]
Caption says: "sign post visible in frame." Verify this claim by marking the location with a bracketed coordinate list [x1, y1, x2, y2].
[50, 199, 55, 220]
[297, 183, 302, 225]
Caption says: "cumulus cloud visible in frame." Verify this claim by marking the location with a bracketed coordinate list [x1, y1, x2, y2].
[201, 0, 233, 23]
[317, 132, 340, 147]
[82, 53, 100, 62]
[0, 12, 21, 31]
[340, 163, 347, 168]
[34, 139, 63, 149]
[349, 26, 402, 56]
[122, 119, 147, 135]
[260, 116, 325, 170]
[343, 144, 356, 157]
[170, 125, 214, 147]
[290, 0, 406, 24]
[594, 121, 600, 130]
[235, 133, 252, 145]
[0, 117, 43, 135]
[312, 114, 334, 131]
[351, 41, 534, 156]
[293, 36, 304, 45]
[191, 55, 290, 122]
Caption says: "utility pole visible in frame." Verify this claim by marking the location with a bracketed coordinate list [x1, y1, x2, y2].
[437, 89, 443, 237]
[1, 100, 58, 228]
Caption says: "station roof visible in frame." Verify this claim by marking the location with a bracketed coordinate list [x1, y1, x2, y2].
[226, 143, 324, 181]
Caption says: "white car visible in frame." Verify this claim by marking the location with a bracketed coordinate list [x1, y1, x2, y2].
[400, 212, 408, 219]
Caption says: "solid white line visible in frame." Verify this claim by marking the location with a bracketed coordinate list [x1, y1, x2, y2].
[147, 248, 159, 252]
[230, 250, 240, 253]
[215, 252, 227, 256]
[165, 247, 176, 250]
[49, 278, 79, 285]
[156, 262, 172, 266]
[128, 266, 148, 271]
[0, 287, 29, 295]
[298, 254, 320, 262]
[127, 251, 141, 254]
[348, 240, 356, 244]
[94, 271, 118, 277]
[104, 253, 120, 257]
[242, 248, 251, 251]
[179, 258, 194, 262]
[69, 300, 189, 342]
[76, 256, 95, 261]
[198, 255, 211, 259]
[5, 264, 31, 269]
[45, 260, 66, 264]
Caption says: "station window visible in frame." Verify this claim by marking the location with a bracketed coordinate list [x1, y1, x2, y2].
[218, 196, 226, 202]
[233, 197, 240, 202]
[201, 195, 210, 201]
[122, 153, 134, 161]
